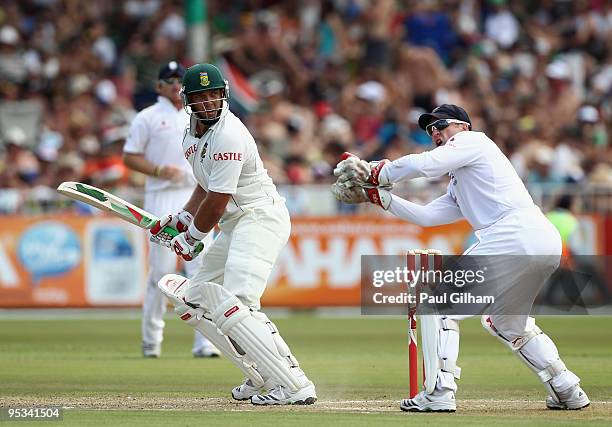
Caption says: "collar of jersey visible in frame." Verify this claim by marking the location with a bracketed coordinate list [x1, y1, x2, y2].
[157, 95, 180, 111]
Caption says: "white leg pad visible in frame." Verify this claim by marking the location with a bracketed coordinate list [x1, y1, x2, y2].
[196, 281, 309, 392]
[251, 311, 304, 372]
[481, 315, 580, 397]
[174, 303, 265, 387]
[421, 315, 461, 394]
[158, 274, 265, 387]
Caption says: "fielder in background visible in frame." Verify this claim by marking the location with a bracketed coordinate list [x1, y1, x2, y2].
[123, 61, 218, 358]
[333, 104, 590, 412]
[151, 63, 316, 405]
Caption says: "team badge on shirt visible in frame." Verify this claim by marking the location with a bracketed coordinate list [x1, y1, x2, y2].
[200, 142, 208, 161]
[200, 72, 209, 86]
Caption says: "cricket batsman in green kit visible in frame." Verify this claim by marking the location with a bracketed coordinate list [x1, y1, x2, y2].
[150, 63, 317, 405]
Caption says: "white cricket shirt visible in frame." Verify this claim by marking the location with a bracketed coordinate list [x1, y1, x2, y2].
[123, 96, 196, 192]
[380, 131, 536, 230]
[182, 105, 282, 221]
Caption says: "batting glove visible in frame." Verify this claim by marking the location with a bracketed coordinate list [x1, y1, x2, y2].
[150, 210, 193, 247]
[171, 222, 207, 261]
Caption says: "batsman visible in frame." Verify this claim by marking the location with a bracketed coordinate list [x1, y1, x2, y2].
[150, 63, 316, 405]
[333, 104, 589, 412]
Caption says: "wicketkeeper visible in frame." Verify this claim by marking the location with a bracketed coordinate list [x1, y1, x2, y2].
[332, 104, 589, 412]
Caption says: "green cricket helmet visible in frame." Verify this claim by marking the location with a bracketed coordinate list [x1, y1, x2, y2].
[181, 63, 229, 124]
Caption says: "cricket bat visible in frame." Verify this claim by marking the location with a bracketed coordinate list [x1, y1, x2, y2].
[57, 181, 203, 253]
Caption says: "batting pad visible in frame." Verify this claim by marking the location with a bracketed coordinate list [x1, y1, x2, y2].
[199, 282, 309, 392]
[158, 274, 190, 306]
[251, 311, 302, 370]
[158, 274, 265, 388]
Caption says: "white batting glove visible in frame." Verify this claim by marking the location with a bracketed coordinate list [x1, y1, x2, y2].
[150, 210, 193, 247]
[171, 222, 207, 261]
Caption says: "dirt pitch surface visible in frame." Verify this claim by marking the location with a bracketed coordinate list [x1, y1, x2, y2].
[2, 396, 611, 419]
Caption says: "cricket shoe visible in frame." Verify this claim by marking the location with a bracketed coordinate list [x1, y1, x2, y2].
[192, 346, 221, 358]
[400, 390, 456, 412]
[546, 385, 590, 410]
[142, 342, 161, 358]
[251, 383, 317, 406]
[232, 378, 265, 401]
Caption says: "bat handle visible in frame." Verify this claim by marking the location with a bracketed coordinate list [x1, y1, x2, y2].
[161, 225, 205, 255]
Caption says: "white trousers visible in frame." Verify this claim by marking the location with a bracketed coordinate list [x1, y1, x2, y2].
[191, 202, 291, 309]
[142, 188, 214, 351]
[460, 207, 562, 332]
[436, 208, 579, 393]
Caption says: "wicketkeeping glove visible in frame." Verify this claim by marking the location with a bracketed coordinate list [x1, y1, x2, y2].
[150, 210, 194, 247]
[331, 152, 393, 209]
[332, 181, 392, 209]
[333, 152, 391, 187]
[171, 222, 207, 261]
[331, 181, 369, 204]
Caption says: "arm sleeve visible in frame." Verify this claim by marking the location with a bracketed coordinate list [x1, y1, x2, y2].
[123, 114, 149, 154]
[380, 133, 481, 183]
[207, 133, 246, 194]
[388, 192, 463, 227]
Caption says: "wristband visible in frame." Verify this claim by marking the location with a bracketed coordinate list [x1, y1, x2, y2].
[153, 165, 161, 177]
[187, 221, 208, 241]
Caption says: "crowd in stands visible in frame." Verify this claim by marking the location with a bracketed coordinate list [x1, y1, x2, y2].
[0, 0, 610, 213]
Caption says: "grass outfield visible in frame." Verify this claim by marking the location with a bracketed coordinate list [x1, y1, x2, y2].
[0, 315, 611, 425]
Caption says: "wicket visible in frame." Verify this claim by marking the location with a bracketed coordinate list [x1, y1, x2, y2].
[407, 249, 443, 398]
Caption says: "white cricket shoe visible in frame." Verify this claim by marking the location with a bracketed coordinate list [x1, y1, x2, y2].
[232, 379, 263, 401]
[142, 342, 161, 358]
[546, 385, 590, 410]
[400, 390, 456, 412]
[192, 345, 221, 358]
[251, 383, 317, 406]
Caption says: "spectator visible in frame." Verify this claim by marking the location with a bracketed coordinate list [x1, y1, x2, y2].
[0, 0, 610, 216]
[484, 0, 520, 50]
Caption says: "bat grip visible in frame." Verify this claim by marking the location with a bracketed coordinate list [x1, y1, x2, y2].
[161, 225, 204, 255]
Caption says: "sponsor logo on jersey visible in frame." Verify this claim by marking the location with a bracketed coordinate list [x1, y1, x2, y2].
[213, 152, 243, 161]
[184, 143, 198, 159]
[200, 72, 209, 86]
